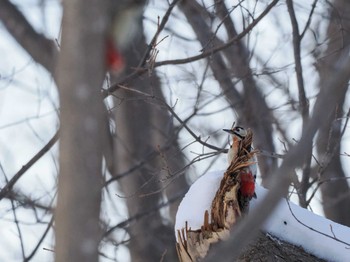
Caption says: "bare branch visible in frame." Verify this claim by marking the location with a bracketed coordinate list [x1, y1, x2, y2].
[116, 84, 224, 152]
[286, 0, 309, 121]
[0, 0, 58, 72]
[286, 0, 312, 208]
[105, 0, 279, 95]
[105, 0, 181, 94]
[6, 190, 53, 212]
[103, 192, 183, 238]
[137, 0, 181, 68]
[0, 130, 59, 201]
[10, 196, 26, 259]
[155, 0, 279, 67]
[300, 0, 319, 39]
[286, 200, 350, 246]
[24, 217, 54, 262]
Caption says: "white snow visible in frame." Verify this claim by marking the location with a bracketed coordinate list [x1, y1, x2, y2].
[175, 170, 224, 233]
[175, 170, 350, 262]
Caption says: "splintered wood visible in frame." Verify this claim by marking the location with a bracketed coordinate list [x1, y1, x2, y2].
[176, 129, 257, 262]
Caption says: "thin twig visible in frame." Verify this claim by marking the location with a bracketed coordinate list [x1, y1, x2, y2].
[2, 159, 26, 259]
[103, 192, 184, 238]
[307, 108, 350, 205]
[0, 130, 59, 201]
[24, 216, 54, 261]
[105, 0, 180, 95]
[286, 200, 350, 246]
[300, 0, 319, 39]
[10, 198, 26, 259]
[286, 0, 309, 120]
[138, 0, 180, 68]
[116, 84, 224, 152]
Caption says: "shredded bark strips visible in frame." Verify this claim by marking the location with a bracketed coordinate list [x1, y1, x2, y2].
[176, 129, 258, 261]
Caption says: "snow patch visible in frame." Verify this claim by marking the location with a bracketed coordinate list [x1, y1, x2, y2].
[175, 170, 350, 262]
[175, 170, 224, 233]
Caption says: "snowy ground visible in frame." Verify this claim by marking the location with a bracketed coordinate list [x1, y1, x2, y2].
[175, 170, 350, 262]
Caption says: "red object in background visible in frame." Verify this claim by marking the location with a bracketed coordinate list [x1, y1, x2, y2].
[106, 38, 124, 72]
[240, 171, 256, 198]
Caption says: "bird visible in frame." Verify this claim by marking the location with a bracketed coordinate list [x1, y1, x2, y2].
[106, 1, 144, 73]
[223, 126, 257, 212]
[223, 126, 248, 164]
[223, 126, 257, 177]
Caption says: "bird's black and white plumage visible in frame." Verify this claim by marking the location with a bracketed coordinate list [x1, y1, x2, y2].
[223, 126, 257, 178]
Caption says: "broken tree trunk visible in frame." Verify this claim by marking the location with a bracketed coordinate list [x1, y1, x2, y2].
[176, 130, 257, 261]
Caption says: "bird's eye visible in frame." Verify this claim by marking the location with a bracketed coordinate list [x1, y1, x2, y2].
[233, 126, 247, 139]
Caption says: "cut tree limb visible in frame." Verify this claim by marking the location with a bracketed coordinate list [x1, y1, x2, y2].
[176, 130, 256, 261]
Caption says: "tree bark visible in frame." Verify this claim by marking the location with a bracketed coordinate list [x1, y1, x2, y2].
[237, 232, 325, 262]
[316, 0, 350, 226]
[55, 0, 108, 261]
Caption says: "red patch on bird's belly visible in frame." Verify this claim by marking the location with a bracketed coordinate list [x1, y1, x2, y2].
[106, 38, 124, 72]
[240, 172, 256, 198]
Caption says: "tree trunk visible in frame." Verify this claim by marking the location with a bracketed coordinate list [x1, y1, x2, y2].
[55, 0, 108, 261]
[237, 232, 325, 262]
[316, 0, 350, 226]
[112, 29, 188, 261]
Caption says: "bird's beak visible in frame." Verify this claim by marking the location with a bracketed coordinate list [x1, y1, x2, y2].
[223, 128, 234, 134]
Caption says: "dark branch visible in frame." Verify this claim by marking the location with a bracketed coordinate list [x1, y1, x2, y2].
[286, 0, 311, 208]
[137, 0, 181, 68]
[24, 217, 54, 262]
[0, 130, 59, 201]
[0, 0, 58, 72]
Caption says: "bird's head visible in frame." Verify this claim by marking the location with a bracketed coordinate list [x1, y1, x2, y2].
[223, 126, 247, 163]
[223, 126, 247, 141]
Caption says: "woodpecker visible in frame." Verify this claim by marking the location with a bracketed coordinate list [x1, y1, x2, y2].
[106, 1, 144, 73]
[223, 126, 257, 176]
[223, 126, 257, 212]
[106, 37, 124, 72]
[223, 126, 247, 164]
